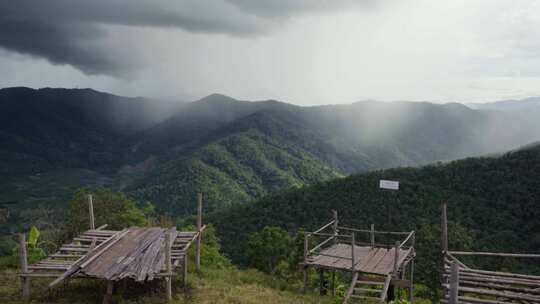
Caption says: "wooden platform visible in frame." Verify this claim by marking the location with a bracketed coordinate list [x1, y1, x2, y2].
[20, 226, 204, 283]
[307, 243, 412, 275]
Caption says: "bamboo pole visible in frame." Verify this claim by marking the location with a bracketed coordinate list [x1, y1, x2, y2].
[88, 194, 95, 230]
[319, 268, 325, 296]
[19, 233, 29, 299]
[332, 210, 338, 245]
[410, 233, 415, 303]
[393, 241, 400, 278]
[370, 224, 375, 248]
[183, 255, 188, 288]
[449, 251, 540, 258]
[441, 203, 448, 253]
[196, 192, 202, 271]
[449, 262, 459, 304]
[165, 231, 172, 301]
[331, 270, 336, 296]
[303, 232, 309, 293]
[351, 232, 356, 271]
[102, 281, 113, 304]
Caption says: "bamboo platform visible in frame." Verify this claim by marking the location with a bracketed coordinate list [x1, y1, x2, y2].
[302, 211, 416, 303]
[441, 203, 540, 304]
[307, 243, 412, 275]
[18, 193, 206, 303]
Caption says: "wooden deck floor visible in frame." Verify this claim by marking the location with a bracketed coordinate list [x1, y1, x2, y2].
[306, 243, 412, 275]
[22, 226, 202, 283]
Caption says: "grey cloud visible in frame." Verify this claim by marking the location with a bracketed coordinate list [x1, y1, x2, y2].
[0, 0, 361, 76]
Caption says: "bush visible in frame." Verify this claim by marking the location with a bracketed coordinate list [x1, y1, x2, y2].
[247, 226, 292, 273]
[66, 187, 149, 236]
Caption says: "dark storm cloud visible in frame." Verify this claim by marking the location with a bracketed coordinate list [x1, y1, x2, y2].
[0, 0, 363, 76]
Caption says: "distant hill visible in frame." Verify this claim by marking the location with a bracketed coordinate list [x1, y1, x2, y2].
[468, 97, 540, 111]
[211, 142, 540, 291]
[0, 87, 182, 175]
[2, 87, 540, 223]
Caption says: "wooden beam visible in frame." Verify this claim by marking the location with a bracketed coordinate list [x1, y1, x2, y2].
[19, 233, 29, 299]
[88, 194, 95, 230]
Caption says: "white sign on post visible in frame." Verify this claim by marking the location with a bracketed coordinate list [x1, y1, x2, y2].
[379, 180, 399, 190]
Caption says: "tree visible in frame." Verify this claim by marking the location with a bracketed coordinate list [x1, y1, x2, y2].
[66, 187, 149, 236]
[247, 226, 292, 273]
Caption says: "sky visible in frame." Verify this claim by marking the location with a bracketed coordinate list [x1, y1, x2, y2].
[1, 0, 540, 105]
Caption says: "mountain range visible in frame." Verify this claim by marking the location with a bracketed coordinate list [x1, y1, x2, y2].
[1, 87, 540, 231]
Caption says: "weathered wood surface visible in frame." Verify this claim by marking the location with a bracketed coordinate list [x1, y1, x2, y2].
[80, 227, 178, 281]
[307, 243, 412, 275]
[23, 226, 202, 285]
[442, 253, 540, 303]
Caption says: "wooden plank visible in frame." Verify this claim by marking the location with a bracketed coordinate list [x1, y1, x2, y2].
[49, 229, 128, 287]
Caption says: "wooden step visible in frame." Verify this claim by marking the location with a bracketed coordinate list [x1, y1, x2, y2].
[354, 287, 382, 294]
[356, 280, 384, 286]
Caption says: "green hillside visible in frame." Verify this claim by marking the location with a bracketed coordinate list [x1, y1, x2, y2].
[3, 87, 540, 227]
[211, 143, 540, 293]
[127, 111, 343, 214]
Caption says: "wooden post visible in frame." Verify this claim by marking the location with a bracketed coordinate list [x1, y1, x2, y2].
[332, 210, 338, 245]
[19, 233, 29, 299]
[183, 255, 188, 288]
[370, 224, 375, 248]
[102, 281, 113, 304]
[351, 232, 356, 271]
[196, 192, 202, 271]
[331, 270, 336, 296]
[410, 233, 415, 303]
[88, 194, 95, 230]
[165, 231, 172, 301]
[319, 268, 325, 296]
[303, 232, 309, 293]
[449, 262, 459, 304]
[393, 241, 400, 278]
[441, 203, 448, 253]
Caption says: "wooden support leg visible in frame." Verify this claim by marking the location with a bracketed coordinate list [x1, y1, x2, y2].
[331, 270, 336, 296]
[165, 277, 172, 301]
[183, 255, 188, 288]
[165, 231, 172, 301]
[319, 268, 325, 296]
[19, 234, 29, 300]
[409, 260, 414, 303]
[387, 284, 395, 302]
[302, 266, 308, 293]
[102, 281, 113, 304]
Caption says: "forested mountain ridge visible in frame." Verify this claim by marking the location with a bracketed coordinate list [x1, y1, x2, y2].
[2, 87, 540, 225]
[211, 142, 540, 291]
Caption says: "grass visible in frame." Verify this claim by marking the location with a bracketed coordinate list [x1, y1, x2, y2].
[0, 266, 339, 304]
